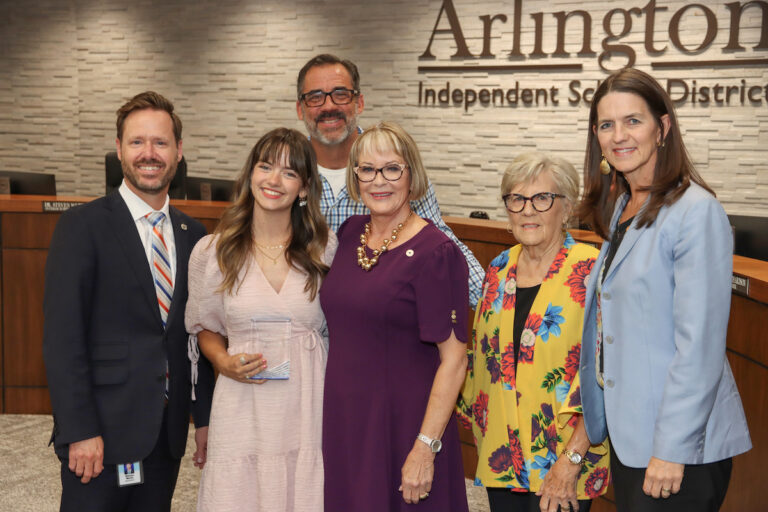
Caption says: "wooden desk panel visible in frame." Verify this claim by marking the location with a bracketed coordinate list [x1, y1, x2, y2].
[722, 352, 766, 512]
[727, 295, 768, 367]
[4, 387, 51, 415]
[0, 250, 3, 414]
[2, 213, 60, 249]
[2, 249, 48, 387]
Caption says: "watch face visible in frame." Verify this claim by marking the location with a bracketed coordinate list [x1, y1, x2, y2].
[569, 452, 582, 464]
[431, 439, 443, 453]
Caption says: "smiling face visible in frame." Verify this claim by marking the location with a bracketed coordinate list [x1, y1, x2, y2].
[594, 91, 669, 186]
[116, 108, 181, 206]
[296, 63, 364, 146]
[250, 148, 306, 215]
[507, 170, 568, 251]
[357, 148, 411, 221]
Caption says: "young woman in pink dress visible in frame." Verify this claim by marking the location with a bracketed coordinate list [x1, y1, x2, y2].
[185, 128, 336, 511]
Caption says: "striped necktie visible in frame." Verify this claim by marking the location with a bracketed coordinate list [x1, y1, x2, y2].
[146, 211, 173, 327]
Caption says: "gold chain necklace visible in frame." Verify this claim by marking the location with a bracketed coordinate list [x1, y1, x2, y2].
[357, 210, 412, 271]
[255, 240, 287, 250]
[254, 237, 289, 265]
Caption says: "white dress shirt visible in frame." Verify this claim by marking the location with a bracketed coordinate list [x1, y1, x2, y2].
[118, 181, 177, 283]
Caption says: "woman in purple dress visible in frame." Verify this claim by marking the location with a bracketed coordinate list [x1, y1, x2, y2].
[320, 121, 470, 511]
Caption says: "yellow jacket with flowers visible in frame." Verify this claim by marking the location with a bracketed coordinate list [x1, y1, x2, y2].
[457, 234, 610, 498]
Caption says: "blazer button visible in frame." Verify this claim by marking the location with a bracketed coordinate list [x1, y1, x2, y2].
[605, 379, 615, 388]
[605, 335, 614, 344]
[603, 292, 612, 300]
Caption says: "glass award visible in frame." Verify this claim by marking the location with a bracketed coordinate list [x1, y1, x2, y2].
[248, 318, 291, 380]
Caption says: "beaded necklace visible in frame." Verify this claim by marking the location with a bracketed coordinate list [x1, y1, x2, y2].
[356, 210, 413, 271]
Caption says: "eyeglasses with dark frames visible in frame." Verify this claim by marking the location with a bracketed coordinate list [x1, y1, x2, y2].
[354, 162, 407, 183]
[502, 192, 565, 213]
[299, 87, 359, 107]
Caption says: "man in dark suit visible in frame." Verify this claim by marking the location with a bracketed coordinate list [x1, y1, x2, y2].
[43, 91, 214, 512]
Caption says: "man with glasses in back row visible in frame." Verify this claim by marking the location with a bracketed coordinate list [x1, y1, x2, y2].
[295, 54, 483, 307]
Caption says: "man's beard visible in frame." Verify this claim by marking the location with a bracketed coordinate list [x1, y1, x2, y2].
[121, 158, 177, 194]
[305, 110, 357, 146]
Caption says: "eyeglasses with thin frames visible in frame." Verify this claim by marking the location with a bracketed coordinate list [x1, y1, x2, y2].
[502, 192, 565, 213]
[299, 87, 359, 108]
[354, 163, 407, 182]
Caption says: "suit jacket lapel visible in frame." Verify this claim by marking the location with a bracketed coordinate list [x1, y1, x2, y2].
[165, 207, 188, 328]
[106, 193, 164, 327]
[602, 194, 646, 285]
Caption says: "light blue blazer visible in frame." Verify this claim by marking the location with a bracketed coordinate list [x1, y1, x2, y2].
[579, 182, 751, 468]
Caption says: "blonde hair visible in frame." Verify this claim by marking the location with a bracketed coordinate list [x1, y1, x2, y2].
[346, 121, 428, 203]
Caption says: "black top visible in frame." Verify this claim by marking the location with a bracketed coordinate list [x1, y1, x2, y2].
[513, 284, 541, 366]
[602, 216, 635, 282]
[598, 214, 634, 376]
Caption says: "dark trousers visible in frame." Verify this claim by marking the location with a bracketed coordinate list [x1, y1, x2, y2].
[487, 488, 592, 512]
[59, 409, 181, 512]
[610, 446, 732, 512]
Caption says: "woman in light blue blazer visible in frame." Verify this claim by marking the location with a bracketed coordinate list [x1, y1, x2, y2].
[577, 68, 751, 511]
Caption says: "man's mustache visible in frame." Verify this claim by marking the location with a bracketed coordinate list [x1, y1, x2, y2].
[315, 111, 346, 123]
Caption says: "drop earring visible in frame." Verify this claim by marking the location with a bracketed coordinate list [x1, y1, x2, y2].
[599, 154, 611, 175]
[298, 197, 307, 207]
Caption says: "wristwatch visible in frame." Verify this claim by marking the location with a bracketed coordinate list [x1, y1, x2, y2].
[417, 433, 443, 453]
[562, 448, 585, 466]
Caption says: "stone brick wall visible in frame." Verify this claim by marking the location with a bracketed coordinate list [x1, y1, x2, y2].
[1, 0, 766, 220]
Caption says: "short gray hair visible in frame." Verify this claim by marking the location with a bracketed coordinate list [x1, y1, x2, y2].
[501, 152, 579, 221]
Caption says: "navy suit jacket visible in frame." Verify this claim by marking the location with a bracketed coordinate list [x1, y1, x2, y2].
[579, 183, 751, 467]
[43, 192, 214, 464]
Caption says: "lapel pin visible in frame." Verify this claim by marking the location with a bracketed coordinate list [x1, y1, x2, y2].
[181, 223, 188, 231]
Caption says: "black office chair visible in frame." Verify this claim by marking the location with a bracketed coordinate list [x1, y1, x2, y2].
[105, 152, 187, 199]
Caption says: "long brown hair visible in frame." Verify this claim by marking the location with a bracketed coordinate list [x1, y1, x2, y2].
[578, 68, 714, 239]
[214, 128, 329, 299]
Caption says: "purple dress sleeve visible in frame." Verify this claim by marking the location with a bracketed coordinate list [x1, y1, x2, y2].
[414, 238, 469, 344]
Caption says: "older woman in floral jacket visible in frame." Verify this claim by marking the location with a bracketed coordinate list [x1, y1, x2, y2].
[458, 153, 610, 512]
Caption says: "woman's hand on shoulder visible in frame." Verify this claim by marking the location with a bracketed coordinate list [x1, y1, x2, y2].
[215, 352, 268, 384]
[399, 441, 435, 505]
[536, 455, 582, 512]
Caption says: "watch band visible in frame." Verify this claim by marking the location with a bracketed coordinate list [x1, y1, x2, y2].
[562, 448, 585, 465]
[416, 433, 442, 453]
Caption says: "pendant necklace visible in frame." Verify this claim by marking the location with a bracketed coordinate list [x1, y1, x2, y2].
[254, 238, 289, 265]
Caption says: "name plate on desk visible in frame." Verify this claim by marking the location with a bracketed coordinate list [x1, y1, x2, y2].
[42, 201, 85, 212]
[732, 275, 750, 296]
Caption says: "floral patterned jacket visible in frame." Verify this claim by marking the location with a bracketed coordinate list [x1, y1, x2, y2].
[457, 234, 610, 498]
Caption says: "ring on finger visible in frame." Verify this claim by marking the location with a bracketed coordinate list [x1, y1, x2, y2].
[419, 492, 429, 499]
[239, 356, 246, 365]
